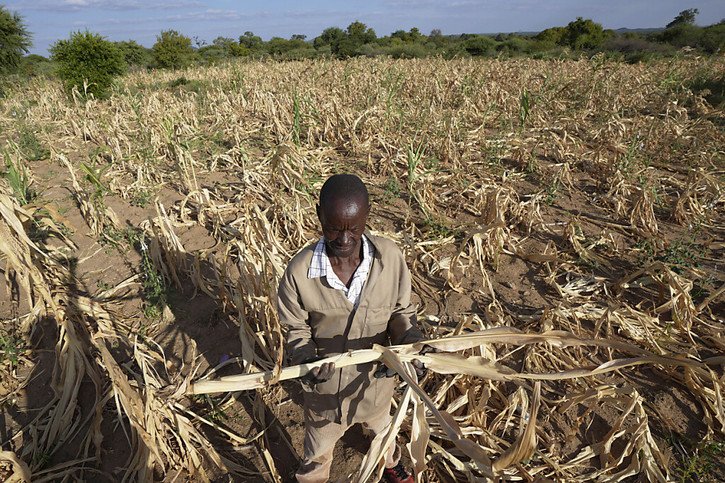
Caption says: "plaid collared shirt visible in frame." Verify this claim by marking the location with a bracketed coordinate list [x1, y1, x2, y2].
[307, 235, 374, 308]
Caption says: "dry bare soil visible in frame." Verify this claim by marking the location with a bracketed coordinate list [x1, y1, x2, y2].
[1, 56, 724, 482]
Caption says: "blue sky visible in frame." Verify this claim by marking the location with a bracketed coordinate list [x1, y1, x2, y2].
[8, 0, 725, 56]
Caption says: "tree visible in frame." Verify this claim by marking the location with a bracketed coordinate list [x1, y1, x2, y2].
[346, 21, 376, 44]
[239, 31, 263, 52]
[0, 6, 32, 75]
[210, 36, 247, 57]
[313, 27, 346, 54]
[336, 21, 377, 57]
[266, 37, 291, 56]
[666, 8, 699, 29]
[116, 40, 151, 67]
[198, 38, 237, 64]
[535, 26, 567, 46]
[563, 17, 610, 49]
[152, 30, 194, 69]
[50, 31, 126, 98]
[408, 27, 424, 43]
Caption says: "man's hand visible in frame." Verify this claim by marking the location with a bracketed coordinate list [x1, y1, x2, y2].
[374, 344, 437, 379]
[374, 363, 395, 379]
[303, 361, 336, 386]
[410, 344, 437, 378]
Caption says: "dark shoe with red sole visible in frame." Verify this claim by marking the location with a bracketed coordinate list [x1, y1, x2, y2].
[382, 462, 414, 483]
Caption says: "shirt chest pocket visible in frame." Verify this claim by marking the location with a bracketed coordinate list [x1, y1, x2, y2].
[365, 306, 393, 334]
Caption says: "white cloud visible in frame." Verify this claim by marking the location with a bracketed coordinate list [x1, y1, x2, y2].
[11, 0, 202, 12]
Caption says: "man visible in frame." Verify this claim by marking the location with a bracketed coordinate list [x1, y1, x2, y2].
[278, 174, 425, 483]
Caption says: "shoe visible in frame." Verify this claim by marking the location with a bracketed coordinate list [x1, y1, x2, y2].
[382, 462, 414, 483]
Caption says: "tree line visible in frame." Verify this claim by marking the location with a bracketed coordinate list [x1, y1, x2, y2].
[1, 6, 723, 98]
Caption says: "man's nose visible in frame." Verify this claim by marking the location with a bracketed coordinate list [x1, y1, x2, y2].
[339, 231, 352, 244]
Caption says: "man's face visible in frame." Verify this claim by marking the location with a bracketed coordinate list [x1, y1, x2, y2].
[317, 196, 369, 259]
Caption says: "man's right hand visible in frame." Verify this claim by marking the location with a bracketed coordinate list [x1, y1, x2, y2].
[303, 361, 336, 386]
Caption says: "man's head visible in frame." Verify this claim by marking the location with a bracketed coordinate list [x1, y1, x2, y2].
[317, 174, 370, 259]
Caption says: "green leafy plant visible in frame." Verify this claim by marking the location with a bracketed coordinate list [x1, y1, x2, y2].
[167, 76, 205, 93]
[519, 88, 531, 128]
[130, 231, 167, 319]
[382, 176, 401, 201]
[18, 125, 50, 161]
[2, 152, 35, 205]
[79, 161, 109, 201]
[678, 440, 724, 482]
[544, 179, 559, 205]
[421, 215, 461, 240]
[0, 333, 23, 368]
[292, 92, 302, 146]
[406, 143, 425, 189]
[130, 188, 154, 208]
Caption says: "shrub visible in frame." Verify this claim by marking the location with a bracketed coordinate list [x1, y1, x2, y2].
[387, 43, 428, 59]
[497, 37, 532, 55]
[50, 31, 126, 99]
[152, 30, 194, 69]
[699, 23, 725, 53]
[603, 37, 671, 54]
[18, 54, 53, 77]
[464, 35, 497, 56]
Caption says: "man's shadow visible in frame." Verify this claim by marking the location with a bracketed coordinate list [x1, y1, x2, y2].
[150, 244, 302, 482]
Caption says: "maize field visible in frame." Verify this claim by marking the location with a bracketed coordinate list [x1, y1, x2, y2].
[0, 55, 723, 482]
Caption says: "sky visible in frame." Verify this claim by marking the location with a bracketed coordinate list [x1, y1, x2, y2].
[7, 0, 725, 56]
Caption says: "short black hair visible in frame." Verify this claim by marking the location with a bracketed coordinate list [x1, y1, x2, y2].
[319, 174, 369, 208]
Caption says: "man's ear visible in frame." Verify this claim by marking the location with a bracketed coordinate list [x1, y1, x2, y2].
[316, 204, 321, 221]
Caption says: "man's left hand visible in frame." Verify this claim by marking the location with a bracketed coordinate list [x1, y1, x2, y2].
[410, 344, 437, 378]
[374, 344, 437, 379]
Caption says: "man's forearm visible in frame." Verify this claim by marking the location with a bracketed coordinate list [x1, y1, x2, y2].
[388, 313, 425, 345]
[286, 333, 317, 366]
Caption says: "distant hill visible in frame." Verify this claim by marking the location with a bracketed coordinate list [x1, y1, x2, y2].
[614, 28, 663, 35]
[483, 28, 666, 38]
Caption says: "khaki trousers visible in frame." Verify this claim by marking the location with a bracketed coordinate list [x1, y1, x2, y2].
[295, 403, 400, 483]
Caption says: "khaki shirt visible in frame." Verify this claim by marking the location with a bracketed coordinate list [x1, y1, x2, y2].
[278, 233, 423, 424]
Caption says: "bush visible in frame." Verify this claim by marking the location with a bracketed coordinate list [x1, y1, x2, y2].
[356, 42, 386, 57]
[603, 37, 669, 54]
[387, 43, 429, 59]
[464, 35, 497, 56]
[602, 37, 674, 62]
[50, 31, 126, 99]
[657, 24, 703, 48]
[167, 76, 206, 94]
[497, 37, 533, 55]
[18, 54, 53, 77]
[700, 23, 725, 53]
[152, 30, 194, 69]
[0, 6, 32, 75]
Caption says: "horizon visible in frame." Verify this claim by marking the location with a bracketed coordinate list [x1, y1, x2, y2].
[5, 0, 725, 57]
